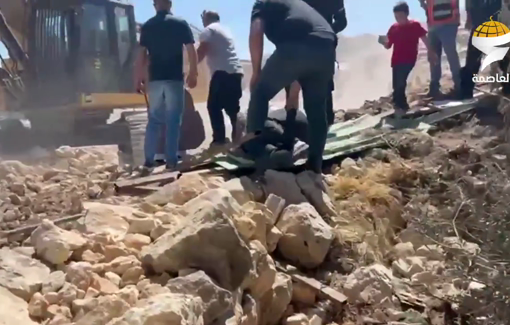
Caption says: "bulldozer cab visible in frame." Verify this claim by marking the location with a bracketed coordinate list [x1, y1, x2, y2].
[26, 0, 137, 109]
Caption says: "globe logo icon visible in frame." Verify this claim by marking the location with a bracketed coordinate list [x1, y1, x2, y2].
[471, 17, 510, 70]
[474, 18, 510, 37]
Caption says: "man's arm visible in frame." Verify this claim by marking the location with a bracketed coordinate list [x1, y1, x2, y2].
[250, 0, 265, 75]
[134, 26, 149, 91]
[182, 21, 198, 87]
[332, 5, 347, 33]
[197, 28, 211, 64]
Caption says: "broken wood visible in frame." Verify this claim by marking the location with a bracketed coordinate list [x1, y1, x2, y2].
[275, 260, 347, 304]
[115, 132, 257, 191]
[0, 211, 88, 243]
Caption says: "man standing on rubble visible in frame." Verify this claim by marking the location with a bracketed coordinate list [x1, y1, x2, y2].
[419, 0, 462, 99]
[459, 0, 510, 99]
[248, 0, 336, 173]
[135, 0, 198, 174]
[285, 0, 347, 125]
[197, 10, 244, 148]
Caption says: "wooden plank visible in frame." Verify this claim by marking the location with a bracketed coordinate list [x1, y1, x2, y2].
[114, 132, 256, 191]
[275, 261, 347, 304]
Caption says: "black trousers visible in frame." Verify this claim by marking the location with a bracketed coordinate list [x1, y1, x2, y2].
[284, 79, 335, 125]
[460, 30, 510, 98]
[392, 63, 414, 110]
[207, 70, 243, 143]
[247, 42, 335, 172]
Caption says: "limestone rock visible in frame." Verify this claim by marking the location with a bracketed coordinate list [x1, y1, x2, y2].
[0, 286, 39, 325]
[142, 199, 252, 290]
[105, 255, 142, 276]
[390, 242, 415, 259]
[260, 272, 293, 325]
[121, 266, 144, 286]
[28, 292, 49, 318]
[240, 293, 258, 325]
[296, 171, 337, 217]
[127, 217, 161, 235]
[117, 285, 139, 307]
[264, 194, 286, 224]
[291, 281, 316, 305]
[245, 240, 277, 299]
[443, 237, 481, 256]
[42, 271, 66, 294]
[343, 264, 394, 304]
[263, 170, 308, 206]
[285, 313, 309, 325]
[105, 272, 122, 287]
[416, 245, 444, 260]
[266, 227, 283, 253]
[221, 176, 264, 205]
[31, 220, 87, 264]
[276, 203, 334, 268]
[123, 234, 151, 251]
[182, 188, 242, 219]
[75, 295, 130, 325]
[145, 173, 213, 205]
[238, 202, 274, 247]
[166, 270, 232, 324]
[106, 293, 204, 325]
[0, 247, 50, 301]
[65, 262, 95, 291]
[91, 273, 119, 295]
[80, 202, 132, 240]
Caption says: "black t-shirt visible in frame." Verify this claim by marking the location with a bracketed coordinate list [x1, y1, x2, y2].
[251, 0, 336, 47]
[140, 11, 194, 81]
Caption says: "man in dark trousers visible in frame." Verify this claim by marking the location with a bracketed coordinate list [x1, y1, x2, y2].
[460, 0, 510, 99]
[197, 10, 244, 148]
[285, 0, 347, 126]
[248, 0, 336, 173]
[134, 0, 198, 174]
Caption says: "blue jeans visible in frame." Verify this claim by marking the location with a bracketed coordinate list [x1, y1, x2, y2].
[144, 80, 185, 167]
[428, 23, 461, 93]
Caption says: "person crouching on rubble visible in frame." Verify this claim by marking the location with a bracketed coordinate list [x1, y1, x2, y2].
[197, 10, 244, 149]
[135, 0, 198, 175]
[247, 0, 336, 173]
[381, 1, 438, 117]
[284, 0, 348, 126]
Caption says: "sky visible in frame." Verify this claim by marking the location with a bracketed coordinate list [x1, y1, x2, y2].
[0, 0, 466, 59]
[133, 0, 434, 59]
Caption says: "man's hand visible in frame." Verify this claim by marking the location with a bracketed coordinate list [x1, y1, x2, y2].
[428, 50, 439, 65]
[134, 77, 146, 93]
[186, 71, 198, 89]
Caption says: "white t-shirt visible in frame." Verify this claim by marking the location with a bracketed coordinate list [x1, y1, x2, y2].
[199, 22, 243, 75]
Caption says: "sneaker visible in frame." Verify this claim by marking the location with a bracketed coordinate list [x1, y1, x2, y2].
[139, 166, 153, 177]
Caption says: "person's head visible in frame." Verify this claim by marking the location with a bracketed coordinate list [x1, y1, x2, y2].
[393, 1, 410, 24]
[201, 10, 220, 27]
[153, 0, 171, 12]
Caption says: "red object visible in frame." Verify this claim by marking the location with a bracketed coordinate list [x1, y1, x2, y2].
[387, 20, 427, 67]
[426, 0, 459, 26]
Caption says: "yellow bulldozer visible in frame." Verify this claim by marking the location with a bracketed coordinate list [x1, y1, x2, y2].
[0, 0, 209, 164]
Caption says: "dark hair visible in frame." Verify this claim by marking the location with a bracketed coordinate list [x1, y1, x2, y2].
[203, 10, 220, 22]
[393, 1, 409, 14]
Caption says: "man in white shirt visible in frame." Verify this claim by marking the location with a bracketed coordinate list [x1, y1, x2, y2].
[197, 11, 244, 148]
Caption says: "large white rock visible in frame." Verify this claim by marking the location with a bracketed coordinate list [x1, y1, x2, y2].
[0, 286, 39, 325]
[263, 171, 308, 206]
[106, 293, 204, 325]
[0, 247, 50, 301]
[260, 272, 293, 325]
[141, 199, 252, 290]
[276, 203, 334, 268]
[80, 202, 132, 240]
[296, 171, 337, 217]
[343, 264, 394, 304]
[166, 270, 232, 324]
[31, 219, 88, 265]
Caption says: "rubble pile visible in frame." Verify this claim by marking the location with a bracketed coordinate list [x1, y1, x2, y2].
[0, 100, 509, 324]
[0, 146, 127, 234]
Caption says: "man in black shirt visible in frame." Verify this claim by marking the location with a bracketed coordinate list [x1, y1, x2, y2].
[285, 0, 347, 125]
[134, 0, 198, 173]
[248, 0, 336, 173]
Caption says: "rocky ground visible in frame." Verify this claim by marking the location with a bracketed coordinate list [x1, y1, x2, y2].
[1, 90, 509, 325]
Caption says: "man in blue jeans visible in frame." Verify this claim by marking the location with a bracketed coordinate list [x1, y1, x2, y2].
[135, 0, 198, 174]
[420, 0, 461, 99]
